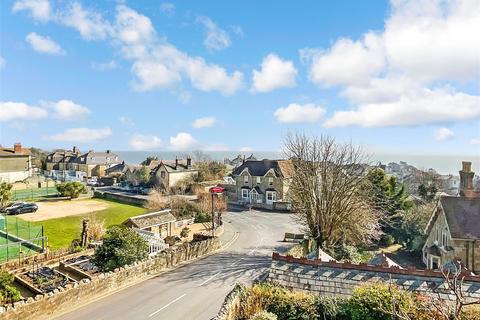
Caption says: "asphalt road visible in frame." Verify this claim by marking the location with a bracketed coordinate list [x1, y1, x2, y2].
[57, 210, 299, 320]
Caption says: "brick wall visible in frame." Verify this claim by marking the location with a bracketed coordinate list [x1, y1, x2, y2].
[0, 238, 221, 320]
[268, 253, 480, 301]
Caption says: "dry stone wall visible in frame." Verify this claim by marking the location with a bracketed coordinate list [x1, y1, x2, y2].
[0, 238, 221, 320]
[268, 253, 480, 301]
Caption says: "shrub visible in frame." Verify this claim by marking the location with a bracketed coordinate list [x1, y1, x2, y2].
[56, 182, 87, 199]
[194, 211, 211, 223]
[347, 283, 416, 320]
[92, 226, 148, 272]
[180, 227, 190, 238]
[87, 215, 106, 241]
[164, 236, 178, 246]
[383, 234, 395, 246]
[0, 271, 21, 304]
[250, 311, 278, 320]
[0, 182, 12, 209]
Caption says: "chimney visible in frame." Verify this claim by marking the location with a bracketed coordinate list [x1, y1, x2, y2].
[14, 143, 21, 153]
[175, 156, 178, 169]
[187, 156, 191, 168]
[459, 161, 475, 197]
[73, 146, 79, 154]
[106, 150, 111, 154]
[242, 155, 245, 164]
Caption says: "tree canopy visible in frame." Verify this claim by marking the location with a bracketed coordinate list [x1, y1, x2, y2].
[0, 182, 13, 208]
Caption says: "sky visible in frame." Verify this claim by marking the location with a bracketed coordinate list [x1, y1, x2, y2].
[0, 0, 479, 157]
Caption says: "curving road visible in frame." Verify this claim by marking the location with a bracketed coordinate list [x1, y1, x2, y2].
[57, 210, 299, 320]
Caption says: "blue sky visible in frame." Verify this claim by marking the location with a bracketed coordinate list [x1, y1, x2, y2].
[0, 0, 479, 155]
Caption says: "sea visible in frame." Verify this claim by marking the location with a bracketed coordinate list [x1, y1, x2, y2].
[115, 150, 480, 176]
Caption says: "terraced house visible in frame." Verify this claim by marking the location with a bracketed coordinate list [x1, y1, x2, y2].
[423, 162, 480, 274]
[0, 143, 32, 183]
[46, 147, 122, 180]
[232, 159, 293, 210]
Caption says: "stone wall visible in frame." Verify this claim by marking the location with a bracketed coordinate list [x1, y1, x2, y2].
[268, 253, 480, 301]
[94, 190, 147, 206]
[0, 238, 221, 320]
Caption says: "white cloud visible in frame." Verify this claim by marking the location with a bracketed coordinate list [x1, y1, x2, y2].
[48, 100, 90, 120]
[252, 54, 297, 92]
[169, 132, 199, 150]
[13, 0, 51, 22]
[114, 6, 243, 95]
[434, 127, 454, 141]
[48, 127, 112, 142]
[302, 33, 385, 87]
[130, 134, 162, 150]
[26, 32, 65, 55]
[0, 101, 48, 122]
[274, 103, 325, 124]
[230, 25, 244, 36]
[159, 3, 175, 16]
[0, 56, 5, 69]
[60, 2, 112, 41]
[196, 16, 231, 51]
[240, 147, 254, 152]
[324, 87, 480, 128]
[303, 0, 480, 128]
[470, 138, 480, 145]
[192, 116, 216, 128]
[119, 116, 135, 127]
[92, 60, 117, 71]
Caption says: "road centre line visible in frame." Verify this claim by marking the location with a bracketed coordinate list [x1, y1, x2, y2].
[199, 271, 221, 286]
[148, 294, 187, 317]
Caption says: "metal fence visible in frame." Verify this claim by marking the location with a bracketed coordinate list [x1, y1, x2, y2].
[12, 187, 60, 201]
[0, 215, 45, 263]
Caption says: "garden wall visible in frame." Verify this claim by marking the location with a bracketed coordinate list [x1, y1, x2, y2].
[268, 253, 480, 301]
[0, 238, 221, 320]
[93, 190, 147, 206]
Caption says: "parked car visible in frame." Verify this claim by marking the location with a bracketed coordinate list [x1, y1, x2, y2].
[9, 203, 38, 215]
[2, 202, 26, 213]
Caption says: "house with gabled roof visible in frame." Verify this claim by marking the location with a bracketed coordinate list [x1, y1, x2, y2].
[151, 157, 198, 192]
[423, 161, 480, 274]
[0, 143, 32, 183]
[231, 159, 294, 209]
[123, 209, 176, 239]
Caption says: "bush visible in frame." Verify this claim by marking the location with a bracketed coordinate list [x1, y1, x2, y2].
[250, 311, 278, 320]
[164, 236, 178, 246]
[194, 211, 211, 223]
[92, 226, 149, 272]
[347, 283, 416, 320]
[56, 182, 87, 199]
[180, 227, 190, 238]
[0, 271, 21, 304]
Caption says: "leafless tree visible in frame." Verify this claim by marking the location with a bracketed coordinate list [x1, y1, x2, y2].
[283, 133, 381, 253]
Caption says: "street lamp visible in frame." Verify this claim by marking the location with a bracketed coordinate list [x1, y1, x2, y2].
[209, 186, 225, 237]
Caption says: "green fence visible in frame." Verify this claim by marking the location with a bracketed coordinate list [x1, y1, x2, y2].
[0, 215, 45, 263]
[12, 187, 59, 201]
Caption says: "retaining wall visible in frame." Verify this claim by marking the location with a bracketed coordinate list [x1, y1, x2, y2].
[0, 238, 221, 320]
[268, 253, 480, 301]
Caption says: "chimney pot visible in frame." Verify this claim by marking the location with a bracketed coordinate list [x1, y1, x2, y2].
[14, 143, 21, 153]
[175, 157, 178, 168]
[462, 161, 472, 173]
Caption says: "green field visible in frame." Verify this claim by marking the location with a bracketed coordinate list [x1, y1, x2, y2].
[26, 199, 146, 249]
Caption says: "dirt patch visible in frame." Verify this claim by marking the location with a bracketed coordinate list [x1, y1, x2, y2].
[20, 200, 112, 222]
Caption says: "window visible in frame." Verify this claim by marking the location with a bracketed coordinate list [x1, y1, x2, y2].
[268, 177, 273, 186]
[244, 175, 249, 184]
[161, 171, 166, 179]
[266, 191, 276, 202]
[106, 157, 110, 161]
[442, 229, 448, 247]
[256, 177, 261, 184]
[242, 189, 249, 199]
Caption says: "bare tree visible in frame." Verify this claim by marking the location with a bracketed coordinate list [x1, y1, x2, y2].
[283, 133, 381, 253]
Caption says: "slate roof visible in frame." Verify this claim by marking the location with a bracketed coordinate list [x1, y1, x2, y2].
[124, 210, 176, 229]
[233, 159, 293, 178]
[152, 160, 197, 173]
[368, 253, 404, 269]
[440, 196, 480, 240]
[72, 151, 122, 165]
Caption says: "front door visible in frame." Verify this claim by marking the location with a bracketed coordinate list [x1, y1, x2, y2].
[250, 192, 258, 203]
[266, 191, 276, 205]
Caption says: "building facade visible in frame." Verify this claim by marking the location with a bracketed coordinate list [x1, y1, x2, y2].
[231, 159, 293, 209]
[423, 162, 480, 274]
[0, 143, 32, 183]
[151, 157, 198, 191]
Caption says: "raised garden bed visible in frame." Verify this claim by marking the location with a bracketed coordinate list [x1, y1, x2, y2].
[17, 266, 75, 294]
[59, 255, 98, 279]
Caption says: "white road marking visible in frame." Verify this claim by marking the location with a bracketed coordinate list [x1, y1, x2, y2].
[199, 271, 221, 286]
[148, 294, 187, 317]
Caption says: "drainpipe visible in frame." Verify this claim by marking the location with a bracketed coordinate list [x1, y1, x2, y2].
[473, 240, 477, 274]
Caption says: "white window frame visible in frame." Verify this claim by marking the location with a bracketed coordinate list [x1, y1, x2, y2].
[244, 175, 249, 184]
[266, 191, 276, 203]
[256, 177, 261, 184]
[241, 189, 249, 199]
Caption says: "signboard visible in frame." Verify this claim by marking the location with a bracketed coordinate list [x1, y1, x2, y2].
[209, 186, 225, 194]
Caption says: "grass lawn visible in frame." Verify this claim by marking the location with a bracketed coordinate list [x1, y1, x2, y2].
[24, 199, 146, 250]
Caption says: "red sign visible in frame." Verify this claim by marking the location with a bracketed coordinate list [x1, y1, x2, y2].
[210, 186, 225, 194]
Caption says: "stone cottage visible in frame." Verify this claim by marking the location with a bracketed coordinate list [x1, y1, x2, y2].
[231, 159, 293, 209]
[423, 161, 480, 274]
[151, 157, 198, 192]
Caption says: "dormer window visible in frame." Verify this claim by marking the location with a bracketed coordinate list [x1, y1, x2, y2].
[256, 177, 261, 184]
[268, 177, 273, 186]
[244, 175, 249, 184]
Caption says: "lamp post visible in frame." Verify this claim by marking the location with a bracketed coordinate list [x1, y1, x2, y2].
[209, 186, 225, 237]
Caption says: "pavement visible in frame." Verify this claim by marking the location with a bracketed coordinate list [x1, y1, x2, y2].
[56, 210, 299, 320]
